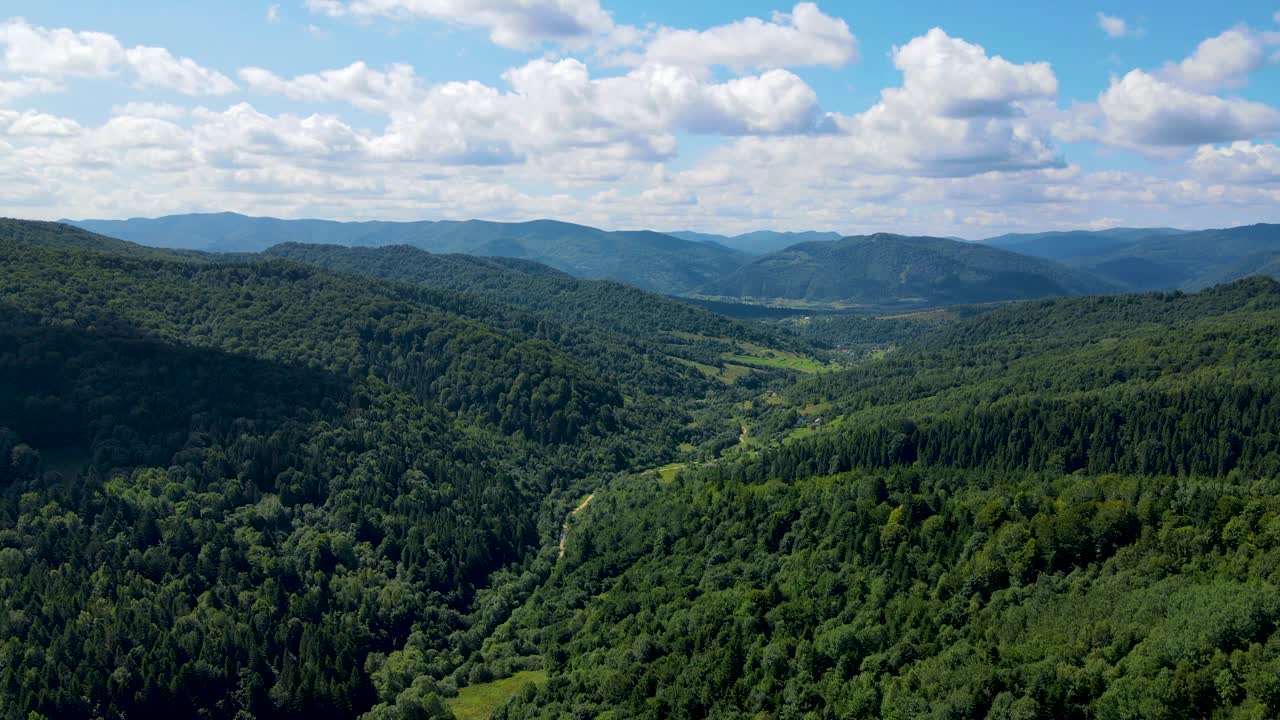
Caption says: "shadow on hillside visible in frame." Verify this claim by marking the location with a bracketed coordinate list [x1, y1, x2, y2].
[0, 303, 353, 478]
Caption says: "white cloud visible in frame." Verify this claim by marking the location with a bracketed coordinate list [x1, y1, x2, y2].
[0, 109, 81, 136]
[643, 3, 856, 70]
[0, 19, 235, 95]
[0, 19, 124, 77]
[1097, 13, 1128, 38]
[5, 15, 1280, 236]
[240, 62, 420, 112]
[1189, 141, 1280, 183]
[109, 102, 190, 119]
[125, 46, 237, 96]
[191, 103, 369, 167]
[0, 76, 60, 104]
[305, 0, 615, 49]
[267, 4, 281, 23]
[1161, 27, 1280, 91]
[660, 29, 1062, 186]
[888, 28, 1056, 119]
[1098, 69, 1280, 147]
[367, 58, 829, 169]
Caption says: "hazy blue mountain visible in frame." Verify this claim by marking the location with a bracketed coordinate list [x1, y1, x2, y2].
[68, 213, 750, 295]
[703, 232, 1115, 307]
[670, 229, 844, 255]
[1191, 252, 1280, 289]
[983, 227, 1185, 260]
[981, 224, 1280, 291]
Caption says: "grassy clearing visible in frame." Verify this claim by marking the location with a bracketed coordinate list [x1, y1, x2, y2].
[725, 341, 839, 374]
[670, 356, 756, 385]
[720, 363, 754, 383]
[669, 333, 840, 377]
[653, 462, 687, 483]
[447, 670, 548, 720]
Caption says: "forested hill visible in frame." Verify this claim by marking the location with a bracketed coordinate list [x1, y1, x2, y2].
[69, 213, 750, 295]
[479, 277, 1280, 719]
[0, 217, 206, 261]
[702, 233, 1114, 308]
[261, 242, 802, 376]
[669, 229, 844, 255]
[0, 222, 754, 720]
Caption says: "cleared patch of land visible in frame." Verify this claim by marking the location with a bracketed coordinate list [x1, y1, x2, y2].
[447, 670, 548, 720]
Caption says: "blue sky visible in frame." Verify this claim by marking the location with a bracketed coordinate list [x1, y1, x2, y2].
[1, 1, 1279, 237]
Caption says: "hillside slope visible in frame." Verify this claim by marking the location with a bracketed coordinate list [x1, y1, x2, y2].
[262, 242, 828, 407]
[704, 233, 1113, 307]
[0, 219, 747, 720]
[475, 278, 1280, 720]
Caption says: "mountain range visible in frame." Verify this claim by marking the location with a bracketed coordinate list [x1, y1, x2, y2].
[70, 213, 749, 296]
[982, 224, 1280, 291]
[702, 233, 1115, 307]
[5, 215, 1280, 719]
[65, 213, 1280, 310]
[668, 229, 844, 255]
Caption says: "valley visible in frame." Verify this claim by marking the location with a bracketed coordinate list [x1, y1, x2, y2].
[6, 2, 1280, 718]
[2, 217, 1280, 720]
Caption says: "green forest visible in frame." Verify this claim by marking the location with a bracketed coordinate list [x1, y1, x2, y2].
[2, 220, 1279, 719]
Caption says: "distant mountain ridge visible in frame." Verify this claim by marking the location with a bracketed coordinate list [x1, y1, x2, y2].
[703, 232, 1115, 308]
[68, 213, 749, 296]
[62, 213, 1280, 309]
[670, 229, 844, 255]
[981, 224, 1280, 291]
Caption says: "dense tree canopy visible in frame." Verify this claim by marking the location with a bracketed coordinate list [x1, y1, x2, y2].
[3, 220, 1280, 720]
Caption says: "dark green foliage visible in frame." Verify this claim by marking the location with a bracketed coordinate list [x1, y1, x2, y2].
[704, 233, 1114, 307]
[494, 466, 1280, 719]
[482, 277, 1280, 719]
[7, 217, 1280, 720]
[261, 242, 799, 384]
[0, 217, 206, 262]
[0, 228, 705, 719]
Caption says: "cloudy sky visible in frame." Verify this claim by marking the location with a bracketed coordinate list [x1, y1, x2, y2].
[2, 1, 1279, 237]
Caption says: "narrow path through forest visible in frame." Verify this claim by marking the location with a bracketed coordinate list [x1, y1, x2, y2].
[557, 494, 594, 560]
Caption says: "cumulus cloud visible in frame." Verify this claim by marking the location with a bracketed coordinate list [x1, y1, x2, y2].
[0, 19, 123, 77]
[305, 0, 614, 49]
[1161, 27, 1280, 91]
[643, 3, 856, 70]
[0, 76, 59, 104]
[125, 46, 238, 95]
[888, 28, 1056, 118]
[0, 19, 236, 95]
[240, 62, 421, 112]
[1098, 69, 1280, 147]
[5, 13, 1280, 236]
[1189, 141, 1280, 183]
[109, 102, 190, 119]
[367, 58, 830, 169]
[0, 109, 81, 136]
[661, 28, 1062, 188]
[1097, 13, 1129, 38]
[267, 4, 281, 23]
